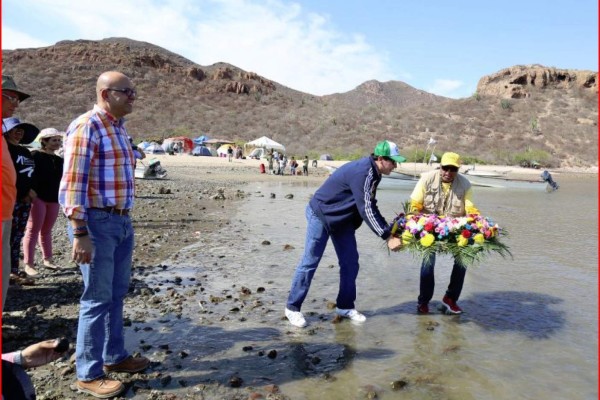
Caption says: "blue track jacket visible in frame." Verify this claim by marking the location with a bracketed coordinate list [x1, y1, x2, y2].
[309, 157, 392, 240]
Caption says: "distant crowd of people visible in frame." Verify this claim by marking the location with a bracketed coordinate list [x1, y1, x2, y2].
[266, 150, 311, 176]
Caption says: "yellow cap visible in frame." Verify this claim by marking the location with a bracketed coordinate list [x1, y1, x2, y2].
[440, 152, 461, 167]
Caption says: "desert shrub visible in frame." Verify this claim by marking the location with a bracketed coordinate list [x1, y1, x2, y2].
[328, 148, 366, 161]
[500, 99, 512, 110]
[511, 148, 551, 167]
[461, 155, 488, 165]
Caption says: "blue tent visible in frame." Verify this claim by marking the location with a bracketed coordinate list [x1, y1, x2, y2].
[192, 145, 213, 156]
[193, 135, 209, 145]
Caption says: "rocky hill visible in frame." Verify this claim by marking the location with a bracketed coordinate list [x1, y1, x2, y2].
[3, 38, 597, 168]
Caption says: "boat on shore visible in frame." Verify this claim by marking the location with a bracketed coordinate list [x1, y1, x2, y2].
[463, 169, 509, 178]
[324, 166, 558, 191]
[464, 170, 559, 191]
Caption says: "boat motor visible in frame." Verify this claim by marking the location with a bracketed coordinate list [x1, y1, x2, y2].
[540, 170, 559, 191]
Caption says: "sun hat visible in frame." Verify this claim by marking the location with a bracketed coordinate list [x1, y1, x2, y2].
[373, 140, 406, 163]
[37, 128, 64, 140]
[2, 117, 40, 144]
[2, 75, 30, 102]
[440, 152, 461, 168]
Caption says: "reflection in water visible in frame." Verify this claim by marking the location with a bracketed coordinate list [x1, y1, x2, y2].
[462, 291, 566, 339]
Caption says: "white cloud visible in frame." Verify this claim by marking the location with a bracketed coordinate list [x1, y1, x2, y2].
[2, 26, 50, 50]
[427, 79, 465, 98]
[3, 0, 398, 95]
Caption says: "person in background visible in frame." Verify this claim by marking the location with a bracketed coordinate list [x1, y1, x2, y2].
[267, 149, 274, 174]
[2, 75, 29, 307]
[129, 137, 146, 164]
[409, 152, 480, 315]
[2, 338, 69, 400]
[290, 156, 298, 176]
[4, 118, 40, 281]
[23, 128, 65, 272]
[302, 155, 309, 176]
[227, 145, 233, 162]
[285, 140, 405, 328]
[277, 154, 285, 175]
[59, 71, 149, 398]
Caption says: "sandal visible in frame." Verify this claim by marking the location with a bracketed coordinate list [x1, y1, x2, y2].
[24, 264, 40, 277]
[43, 259, 60, 270]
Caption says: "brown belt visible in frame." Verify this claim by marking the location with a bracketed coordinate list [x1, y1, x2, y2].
[90, 207, 130, 216]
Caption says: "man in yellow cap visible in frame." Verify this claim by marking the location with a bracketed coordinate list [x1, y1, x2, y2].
[409, 152, 479, 315]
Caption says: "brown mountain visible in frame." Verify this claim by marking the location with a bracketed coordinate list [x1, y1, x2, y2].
[3, 37, 597, 168]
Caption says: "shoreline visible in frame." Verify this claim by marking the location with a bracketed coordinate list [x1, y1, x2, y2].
[145, 154, 599, 178]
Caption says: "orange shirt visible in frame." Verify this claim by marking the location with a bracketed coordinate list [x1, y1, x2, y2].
[2, 136, 17, 221]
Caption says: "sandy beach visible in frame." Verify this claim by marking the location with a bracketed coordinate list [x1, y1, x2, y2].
[2, 155, 596, 399]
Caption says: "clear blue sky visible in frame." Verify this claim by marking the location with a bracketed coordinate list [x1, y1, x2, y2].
[2, 0, 597, 98]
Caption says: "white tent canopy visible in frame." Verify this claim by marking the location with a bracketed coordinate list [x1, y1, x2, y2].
[244, 136, 285, 152]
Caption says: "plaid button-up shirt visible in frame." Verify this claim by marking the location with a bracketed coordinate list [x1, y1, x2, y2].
[59, 105, 135, 221]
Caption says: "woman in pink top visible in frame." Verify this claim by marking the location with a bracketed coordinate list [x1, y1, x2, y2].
[23, 128, 65, 273]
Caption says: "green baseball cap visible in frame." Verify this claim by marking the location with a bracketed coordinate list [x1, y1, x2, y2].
[373, 140, 406, 163]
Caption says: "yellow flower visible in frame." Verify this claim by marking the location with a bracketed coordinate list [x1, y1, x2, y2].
[457, 236, 469, 247]
[420, 233, 435, 247]
[402, 230, 414, 243]
[473, 233, 485, 244]
[418, 216, 426, 226]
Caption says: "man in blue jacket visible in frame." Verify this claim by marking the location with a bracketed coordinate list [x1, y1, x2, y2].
[285, 141, 405, 327]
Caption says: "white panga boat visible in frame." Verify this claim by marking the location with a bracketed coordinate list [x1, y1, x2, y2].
[463, 170, 559, 191]
[324, 166, 558, 191]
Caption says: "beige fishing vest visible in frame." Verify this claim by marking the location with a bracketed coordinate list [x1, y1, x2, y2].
[421, 170, 471, 217]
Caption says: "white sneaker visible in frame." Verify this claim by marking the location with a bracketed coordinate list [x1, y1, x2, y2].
[335, 308, 366, 323]
[285, 308, 307, 328]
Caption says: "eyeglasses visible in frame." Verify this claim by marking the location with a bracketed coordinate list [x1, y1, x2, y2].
[2, 93, 20, 105]
[441, 165, 459, 172]
[107, 87, 137, 98]
[382, 157, 397, 166]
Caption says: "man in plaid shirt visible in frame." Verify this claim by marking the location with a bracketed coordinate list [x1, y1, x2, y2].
[59, 71, 149, 398]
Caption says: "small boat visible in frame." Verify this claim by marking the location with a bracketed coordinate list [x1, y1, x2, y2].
[387, 170, 420, 180]
[463, 169, 508, 178]
[325, 166, 558, 191]
[324, 165, 418, 190]
[464, 170, 559, 191]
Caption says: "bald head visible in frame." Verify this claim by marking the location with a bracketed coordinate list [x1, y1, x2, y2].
[96, 71, 136, 118]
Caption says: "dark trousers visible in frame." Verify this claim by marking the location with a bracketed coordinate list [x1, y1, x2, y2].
[10, 201, 31, 274]
[418, 253, 466, 305]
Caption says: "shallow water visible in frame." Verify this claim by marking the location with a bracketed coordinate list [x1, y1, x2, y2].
[135, 175, 597, 399]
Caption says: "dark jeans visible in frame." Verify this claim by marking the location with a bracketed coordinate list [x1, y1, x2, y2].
[418, 253, 466, 305]
[10, 201, 32, 273]
[287, 205, 360, 311]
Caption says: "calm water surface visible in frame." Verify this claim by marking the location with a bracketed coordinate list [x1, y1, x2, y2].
[139, 175, 597, 400]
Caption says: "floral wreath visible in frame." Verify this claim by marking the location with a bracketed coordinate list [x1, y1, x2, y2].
[390, 203, 512, 267]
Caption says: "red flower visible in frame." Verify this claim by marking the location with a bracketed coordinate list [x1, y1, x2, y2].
[461, 229, 471, 238]
[424, 222, 434, 232]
